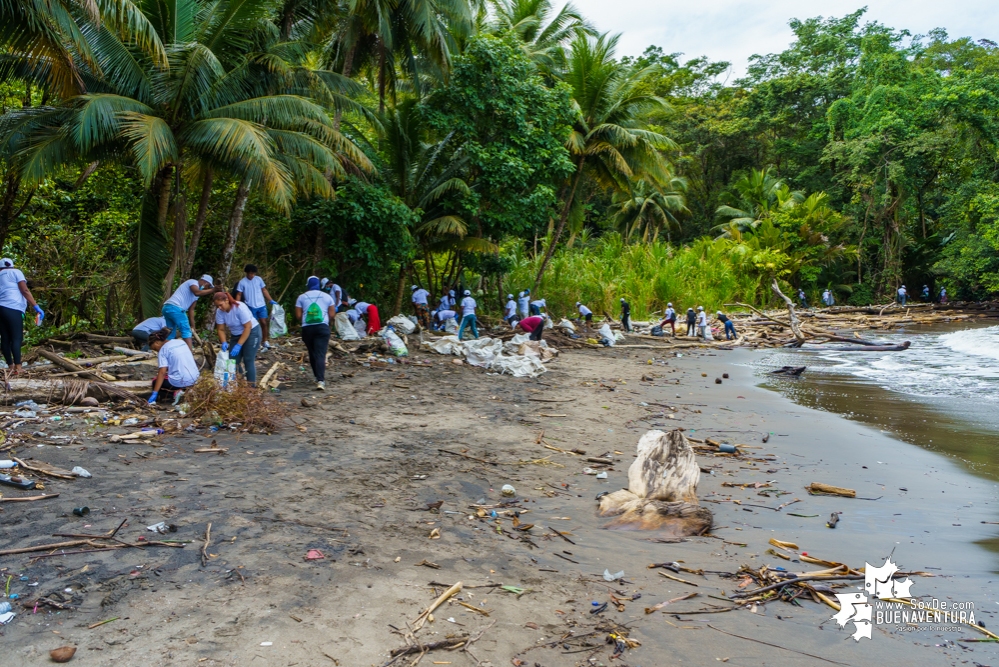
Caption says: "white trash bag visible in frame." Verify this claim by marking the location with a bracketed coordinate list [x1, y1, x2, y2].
[269, 303, 288, 338]
[335, 312, 360, 340]
[214, 350, 236, 388]
[557, 318, 576, 332]
[381, 326, 409, 356]
[598, 323, 616, 347]
[443, 317, 458, 334]
[386, 315, 416, 334]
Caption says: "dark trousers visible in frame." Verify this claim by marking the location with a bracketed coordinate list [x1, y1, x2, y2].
[131, 329, 150, 351]
[301, 323, 331, 382]
[621, 314, 630, 332]
[724, 321, 736, 340]
[529, 325, 544, 341]
[686, 322, 696, 336]
[0, 305, 24, 366]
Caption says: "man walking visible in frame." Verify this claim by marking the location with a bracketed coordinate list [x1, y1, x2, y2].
[236, 264, 278, 350]
[620, 298, 631, 333]
[457, 290, 479, 341]
[411, 285, 431, 329]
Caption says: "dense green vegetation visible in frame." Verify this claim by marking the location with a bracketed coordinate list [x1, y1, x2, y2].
[1, 1, 998, 328]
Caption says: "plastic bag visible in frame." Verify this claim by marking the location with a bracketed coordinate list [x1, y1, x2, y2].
[443, 317, 458, 334]
[381, 326, 409, 357]
[598, 323, 616, 347]
[335, 312, 360, 340]
[213, 350, 236, 388]
[269, 303, 288, 338]
[650, 325, 664, 336]
[386, 315, 416, 334]
[557, 318, 576, 332]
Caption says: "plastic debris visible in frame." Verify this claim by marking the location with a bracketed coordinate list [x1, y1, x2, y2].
[501, 484, 516, 497]
[603, 569, 625, 582]
[71, 466, 91, 478]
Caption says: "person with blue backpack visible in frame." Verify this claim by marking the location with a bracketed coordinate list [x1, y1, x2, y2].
[295, 276, 337, 390]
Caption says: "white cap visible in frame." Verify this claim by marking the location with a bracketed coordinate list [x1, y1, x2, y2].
[449, 290, 455, 296]
[507, 294, 513, 299]
[575, 302, 581, 306]
[620, 297, 625, 302]
[667, 302, 672, 307]
[200, 274, 214, 286]
[464, 290, 471, 296]
[411, 285, 418, 290]
[716, 311, 722, 315]
[697, 306, 703, 311]
[321, 278, 329, 287]
[348, 298, 356, 305]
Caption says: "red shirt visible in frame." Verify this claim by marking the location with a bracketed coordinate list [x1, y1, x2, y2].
[519, 316, 543, 332]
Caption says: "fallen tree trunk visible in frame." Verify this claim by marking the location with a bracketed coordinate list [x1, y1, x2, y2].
[0, 379, 148, 405]
[36, 349, 116, 382]
[821, 342, 911, 352]
[771, 281, 805, 346]
[80, 333, 133, 344]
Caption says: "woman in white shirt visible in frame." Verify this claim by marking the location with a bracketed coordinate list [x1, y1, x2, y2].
[0, 258, 43, 374]
[457, 290, 478, 341]
[147, 329, 200, 404]
[213, 292, 262, 384]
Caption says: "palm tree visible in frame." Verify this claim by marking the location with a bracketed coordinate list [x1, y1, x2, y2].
[611, 175, 688, 243]
[714, 168, 804, 235]
[1, 0, 372, 315]
[533, 31, 676, 288]
[487, 0, 594, 74]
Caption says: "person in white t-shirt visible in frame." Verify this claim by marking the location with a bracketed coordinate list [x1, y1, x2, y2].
[529, 297, 546, 316]
[162, 275, 218, 348]
[235, 264, 277, 350]
[147, 329, 200, 404]
[696, 306, 708, 339]
[0, 258, 43, 374]
[504, 294, 517, 327]
[213, 292, 262, 384]
[295, 276, 337, 390]
[575, 302, 593, 330]
[411, 285, 431, 329]
[457, 290, 478, 341]
[517, 290, 530, 319]
[436, 309, 457, 331]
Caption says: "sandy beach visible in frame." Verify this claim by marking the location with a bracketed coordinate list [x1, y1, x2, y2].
[2, 336, 998, 666]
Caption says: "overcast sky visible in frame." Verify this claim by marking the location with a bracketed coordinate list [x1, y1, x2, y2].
[570, 1, 999, 78]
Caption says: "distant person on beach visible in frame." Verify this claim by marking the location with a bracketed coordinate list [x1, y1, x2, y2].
[458, 290, 479, 341]
[517, 315, 545, 341]
[439, 290, 456, 313]
[897, 285, 908, 306]
[162, 274, 217, 349]
[576, 302, 593, 330]
[295, 276, 337, 390]
[0, 258, 43, 375]
[436, 309, 457, 331]
[411, 285, 430, 329]
[620, 298, 631, 332]
[518, 290, 530, 319]
[922, 285, 930, 301]
[716, 311, 737, 340]
[214, 291, 261, 385]
[235, 264, 277, 351]
[822, 289, 834, 306]
[798, 289, 807, 308]
[939, 287, 948, 303]
[685, 307, 696, 336]
[131, 316, 167, 351]
[661, 302, 677, 336]
[354, 300, 381, 334]
[504, 294, 517, 327]
[147, 329, 199, 404]
[529, 297, 547, 316]
[696, 306, 708, 338]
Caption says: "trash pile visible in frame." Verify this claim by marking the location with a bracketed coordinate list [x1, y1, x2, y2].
[421, 335, 558, 378]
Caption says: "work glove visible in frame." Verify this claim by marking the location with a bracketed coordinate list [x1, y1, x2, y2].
[33, 305, 44, 323]
[270, 300, 278, 305]
[231, 343, 242, 357]
[147, 391, 159, 404]
[220, 342, 229, 353]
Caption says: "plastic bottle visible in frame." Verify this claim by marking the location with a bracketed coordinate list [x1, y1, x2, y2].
[0, 460, 16, 469]
[0, 601, 12, 614]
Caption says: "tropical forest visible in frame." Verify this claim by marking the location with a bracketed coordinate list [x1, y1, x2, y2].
[2, 1, 999, 330]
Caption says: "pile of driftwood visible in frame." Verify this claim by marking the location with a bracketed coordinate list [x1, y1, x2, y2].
[5, 345, 155, 405]
[723, 280, 997, 351]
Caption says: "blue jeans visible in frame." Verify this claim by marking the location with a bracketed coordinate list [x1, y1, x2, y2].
[724, 321, 736, 340]
[458, 314, 478, 340]
[529, 304, 540, 316]
[233, 325, 261, 383]
[162, 303, 191, 339]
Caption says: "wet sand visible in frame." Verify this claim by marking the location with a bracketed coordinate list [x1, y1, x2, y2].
[1, 339, 997, 666]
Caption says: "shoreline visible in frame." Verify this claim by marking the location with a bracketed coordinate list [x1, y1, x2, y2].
[1, 338, 997, 666]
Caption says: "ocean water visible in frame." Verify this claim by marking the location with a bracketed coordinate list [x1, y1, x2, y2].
[755, 322, 999, 482]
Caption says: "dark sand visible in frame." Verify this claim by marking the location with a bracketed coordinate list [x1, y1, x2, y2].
[1, 339, 997, 666]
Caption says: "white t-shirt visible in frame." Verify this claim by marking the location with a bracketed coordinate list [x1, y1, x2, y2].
[664, 307, 675, 320]
[461, 296, 476, 316]
[697, 312, 707, 326]
[165, 279, 201, 310]
[215, 301, 259, 336]
[412, 289, 429, 305]
[296, 290, 336, 327]
[134, 316, 167, 334]
[578, 304, 592, 316]
[898, 287, 906, 296]
[504, 300, 516, 317]
[330, 284, 342, 304]
[517, 294, 529, 313]
[236, 275, 267, 308]
[437, 309, 456, 321]
[345, 308, 360, 323]
[158, 338, 199, 388]
[0, 268, 27, 312]
[531, 299, 546, 309]
[354, 301, 370, 315]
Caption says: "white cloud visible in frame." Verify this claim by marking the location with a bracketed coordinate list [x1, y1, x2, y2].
[569, 0, 999, 77]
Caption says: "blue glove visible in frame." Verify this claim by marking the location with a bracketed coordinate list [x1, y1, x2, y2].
[220, 342, 229, 353]
[270, 300, 278, 305]
[231, 343, 242, 357]
[148, 391, 159, 404]
[33, 305, 44, 322]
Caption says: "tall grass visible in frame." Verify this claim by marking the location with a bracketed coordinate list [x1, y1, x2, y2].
[505, 234, 762, 319]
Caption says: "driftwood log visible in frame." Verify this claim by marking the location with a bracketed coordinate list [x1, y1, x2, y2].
[36, 349, 116, 382]
[598, 430, 712, 536]
[0, 379, 148, 404]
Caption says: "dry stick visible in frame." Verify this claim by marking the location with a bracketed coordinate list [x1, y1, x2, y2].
[412, 581, 462, 632]
[259, 362, 282, 390]
[437, 449, 496, 466]
[729, 574, 864, 599]
[0, 493, 59, 503]
[201, 522, 212, 567]
[0, 539, 94, 556]
[389, 636, 469, 658]
[707, 624, 849, 666]
[11, 457, 76, 479]
[547, 526, 576, 545]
